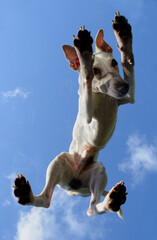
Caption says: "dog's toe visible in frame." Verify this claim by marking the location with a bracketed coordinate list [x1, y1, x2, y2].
[13, 174, 33, 205]
[107, 181, 127, 212]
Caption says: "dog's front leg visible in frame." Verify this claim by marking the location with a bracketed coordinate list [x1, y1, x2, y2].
[73, 27, 94, 123]
[113, 12, 135, 105]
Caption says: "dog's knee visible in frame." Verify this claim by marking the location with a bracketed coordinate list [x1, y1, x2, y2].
[93, 162, 107, 178]
[47, 152, 68, 172]
[90, 162, 108, 193]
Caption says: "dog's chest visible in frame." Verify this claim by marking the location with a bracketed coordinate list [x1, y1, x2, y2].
[71, 94, 118, 154]
[87, 94, 118, 146]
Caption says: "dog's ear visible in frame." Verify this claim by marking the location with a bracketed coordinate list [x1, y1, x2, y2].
[95, 29, 112, 53]
[62, 45, 80, 71]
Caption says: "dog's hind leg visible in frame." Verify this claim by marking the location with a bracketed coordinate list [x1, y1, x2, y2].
[80, 162, 127, 216]
[79, 162, 108, 216]
[13, 152, 75, 208]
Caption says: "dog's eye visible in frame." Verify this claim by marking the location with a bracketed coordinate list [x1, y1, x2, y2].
[111, 59, 118, 67]
[93, 67, 101, 75]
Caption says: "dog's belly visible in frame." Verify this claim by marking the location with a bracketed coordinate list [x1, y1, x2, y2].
[87, 117, 117, 147]
[70, 97, 118, 154]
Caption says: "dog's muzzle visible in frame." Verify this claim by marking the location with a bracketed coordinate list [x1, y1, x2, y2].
[100, 78, 129, 99]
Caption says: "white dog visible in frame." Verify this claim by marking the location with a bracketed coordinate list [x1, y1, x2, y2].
[13, 12, 134, 217]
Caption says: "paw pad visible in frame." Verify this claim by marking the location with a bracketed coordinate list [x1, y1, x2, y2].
[13, 174, 32, 205]
[108, 181, 127, 212]
[73, 26, 93, 53]
[112, 12, 132, 38]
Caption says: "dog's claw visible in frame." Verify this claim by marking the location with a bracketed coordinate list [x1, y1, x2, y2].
[80, 25, 85, 31]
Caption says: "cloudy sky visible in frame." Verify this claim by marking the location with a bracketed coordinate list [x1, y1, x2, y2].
[1, 0, 157, 239]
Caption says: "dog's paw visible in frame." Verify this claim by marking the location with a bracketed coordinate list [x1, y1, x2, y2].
[112, 12, 132, 40]
[73, 26, 93, 53]
[13, 174, 34, 205]
[106, 181, 127, 212]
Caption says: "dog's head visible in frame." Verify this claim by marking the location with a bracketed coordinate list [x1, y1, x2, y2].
[62, 29, 129, 99]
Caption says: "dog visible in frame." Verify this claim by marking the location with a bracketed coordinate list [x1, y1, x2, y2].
[13, 12, 135, 218]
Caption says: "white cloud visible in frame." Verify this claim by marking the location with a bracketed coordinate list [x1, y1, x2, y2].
[119, 133, 157, 185]
[7, 172, 17, 182]
[1, 88, 30, 100]
[3, 199, 11, 207]
[14, 208, 59, 240]
[14, 188, 110, 240]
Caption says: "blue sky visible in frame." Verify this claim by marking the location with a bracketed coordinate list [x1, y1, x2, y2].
[0, 0, 157, 239]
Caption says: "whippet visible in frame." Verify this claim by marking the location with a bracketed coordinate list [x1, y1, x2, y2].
[13, 12, 135, 217]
